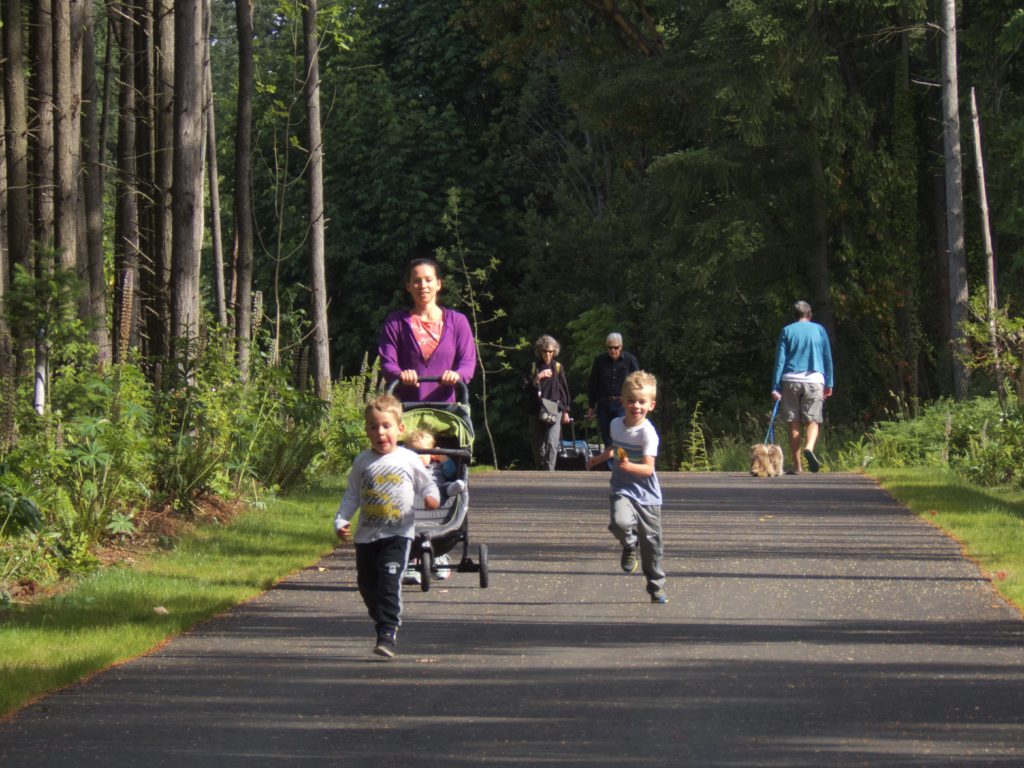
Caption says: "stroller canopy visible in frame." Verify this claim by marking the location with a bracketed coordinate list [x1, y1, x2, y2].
[403, 407, 474, 449]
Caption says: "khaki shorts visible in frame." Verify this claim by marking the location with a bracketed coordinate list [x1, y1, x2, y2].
[780, 380, 824, 424]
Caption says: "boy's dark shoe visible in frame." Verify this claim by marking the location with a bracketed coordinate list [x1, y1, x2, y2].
[650, 589, 668, 604]
[803, 449, 820, 473]
[374, 629, 397, 658]
[620, 546, 638, 573]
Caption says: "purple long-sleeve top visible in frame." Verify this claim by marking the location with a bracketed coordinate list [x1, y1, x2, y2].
[378, 307, 477, 402]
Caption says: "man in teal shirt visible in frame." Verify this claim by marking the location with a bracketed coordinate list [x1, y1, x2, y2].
[771, 301, 834, 473]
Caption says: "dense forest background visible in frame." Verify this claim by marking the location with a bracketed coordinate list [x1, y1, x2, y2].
[3, 0, 1024, 471]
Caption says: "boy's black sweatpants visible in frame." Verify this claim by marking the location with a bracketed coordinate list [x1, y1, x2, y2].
[354, 536, 411, 635]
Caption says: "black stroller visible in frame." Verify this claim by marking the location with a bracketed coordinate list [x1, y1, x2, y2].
[388, 378, 489, 592]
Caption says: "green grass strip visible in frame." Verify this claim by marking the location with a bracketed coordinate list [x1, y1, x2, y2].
[871, 466, 1024, 613]
[0, 485, 339, 717]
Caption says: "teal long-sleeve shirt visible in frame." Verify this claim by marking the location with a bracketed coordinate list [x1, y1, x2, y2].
[771, 320, 834, 391]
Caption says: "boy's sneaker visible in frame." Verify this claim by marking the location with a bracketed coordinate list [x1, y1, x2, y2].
[803, 449, 820, 473]
[446, 479, 466, 497]
[374, 629, 397, 658]
[402, 566, 421, 585]
[650, 589, 668, 604]
[620, 546, 638, 573]
[435, 553, 451, 580]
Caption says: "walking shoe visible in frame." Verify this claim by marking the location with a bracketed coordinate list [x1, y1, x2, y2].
[402, 565, 421, 585]
[650, 589, 668, 604]
[620, 546, 638, 573]
[435, 553, 451, 580]
[374, 629, 397, 658]
[803, 449, 820, 473]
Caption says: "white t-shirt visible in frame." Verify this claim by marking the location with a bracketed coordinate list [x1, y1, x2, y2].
[609, 417, 662, 506]
[781, 371, 825, 385]
[334, 446, 439, 543]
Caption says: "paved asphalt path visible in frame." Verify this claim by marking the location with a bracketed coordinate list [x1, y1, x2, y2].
[2, 471, 1024, 767]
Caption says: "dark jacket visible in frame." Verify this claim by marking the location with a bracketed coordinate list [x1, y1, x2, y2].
[587, 351, 639, 408]
[524, 360, 571, 413]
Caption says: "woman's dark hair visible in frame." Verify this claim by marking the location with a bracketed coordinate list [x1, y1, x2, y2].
[405, 257, 442, 283]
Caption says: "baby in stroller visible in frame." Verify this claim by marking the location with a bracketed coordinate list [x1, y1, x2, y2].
[402, 428, 466, 584]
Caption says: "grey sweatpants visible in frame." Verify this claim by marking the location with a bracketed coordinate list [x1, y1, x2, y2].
[528, 413, 561, 471]
[608, 493, 666, 593]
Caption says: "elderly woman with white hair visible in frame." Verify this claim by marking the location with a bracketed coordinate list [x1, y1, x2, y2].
[586, 332, 640, 449]
[524, 334, 571, 470]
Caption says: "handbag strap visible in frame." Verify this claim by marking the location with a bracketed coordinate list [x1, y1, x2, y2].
[764, 400, 779, 445]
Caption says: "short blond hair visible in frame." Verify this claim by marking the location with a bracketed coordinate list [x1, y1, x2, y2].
[622, 370, 657, 400]
[365, 394, 403, 424]
[405, 428, 435, 450]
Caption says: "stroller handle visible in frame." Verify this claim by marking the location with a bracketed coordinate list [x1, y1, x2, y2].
[386, 376, 470, 405]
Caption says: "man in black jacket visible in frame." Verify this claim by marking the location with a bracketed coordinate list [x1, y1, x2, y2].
[587, 332, 640, 447]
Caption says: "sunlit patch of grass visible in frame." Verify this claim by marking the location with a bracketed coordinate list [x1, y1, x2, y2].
[871, 466, 1024, 613]
[0, 485, 340, 716]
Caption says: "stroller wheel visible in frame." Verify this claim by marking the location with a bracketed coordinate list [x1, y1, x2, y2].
[478, 543, 489, 588]
[419, 549, 432, 592]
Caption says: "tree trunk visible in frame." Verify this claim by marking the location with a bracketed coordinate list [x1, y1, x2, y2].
[303, 0, 330, 400]
[932, 172, 952, 394]
[970, 88, 1005, 410]
[940, 0, 969, 400]
[0, 28, 10, 405]
[204, 0, 226, 327]
[80, 0, 111, 364]
[98, 10, 114, 191]
[170, 0, 205, 360]
[894, 34, 921, 405]
[53, 0, 83, 274]
[134, 0, 161, 364]
[3, 0, 31, 284]
[808, 149, 833, 335]
[31, 0, 54, 254]
[113, 2, 141, 362]
[31, 0, 54, 414]
[233, 0, 255, 378]
[150, 0, 174, 369]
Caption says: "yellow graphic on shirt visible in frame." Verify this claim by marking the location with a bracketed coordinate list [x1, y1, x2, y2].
[359, 464, 413, 526]
[613, 443, 644, 464]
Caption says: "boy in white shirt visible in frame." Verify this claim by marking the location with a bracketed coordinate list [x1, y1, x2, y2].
[335, 395, 440, 658]
[587, 371, 666, 603]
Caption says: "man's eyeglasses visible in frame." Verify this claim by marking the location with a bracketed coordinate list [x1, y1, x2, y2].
[541, 349, 555, 354]
[607, 345, 622, 351]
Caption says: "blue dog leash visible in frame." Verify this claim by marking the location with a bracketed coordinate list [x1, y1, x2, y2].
[764, 400, 780, 445]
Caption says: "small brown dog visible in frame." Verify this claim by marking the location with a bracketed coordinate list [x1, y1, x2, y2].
[750, 443, 784, 477]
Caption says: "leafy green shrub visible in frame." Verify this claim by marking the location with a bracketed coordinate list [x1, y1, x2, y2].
[4, 363, 156, 541]
[322, 372, 376, 476]
[0, 474, 42, 537]
[53, 365, 155, 537]
[852, 395, 1024, 488]
[955, 408, 1024, 487]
